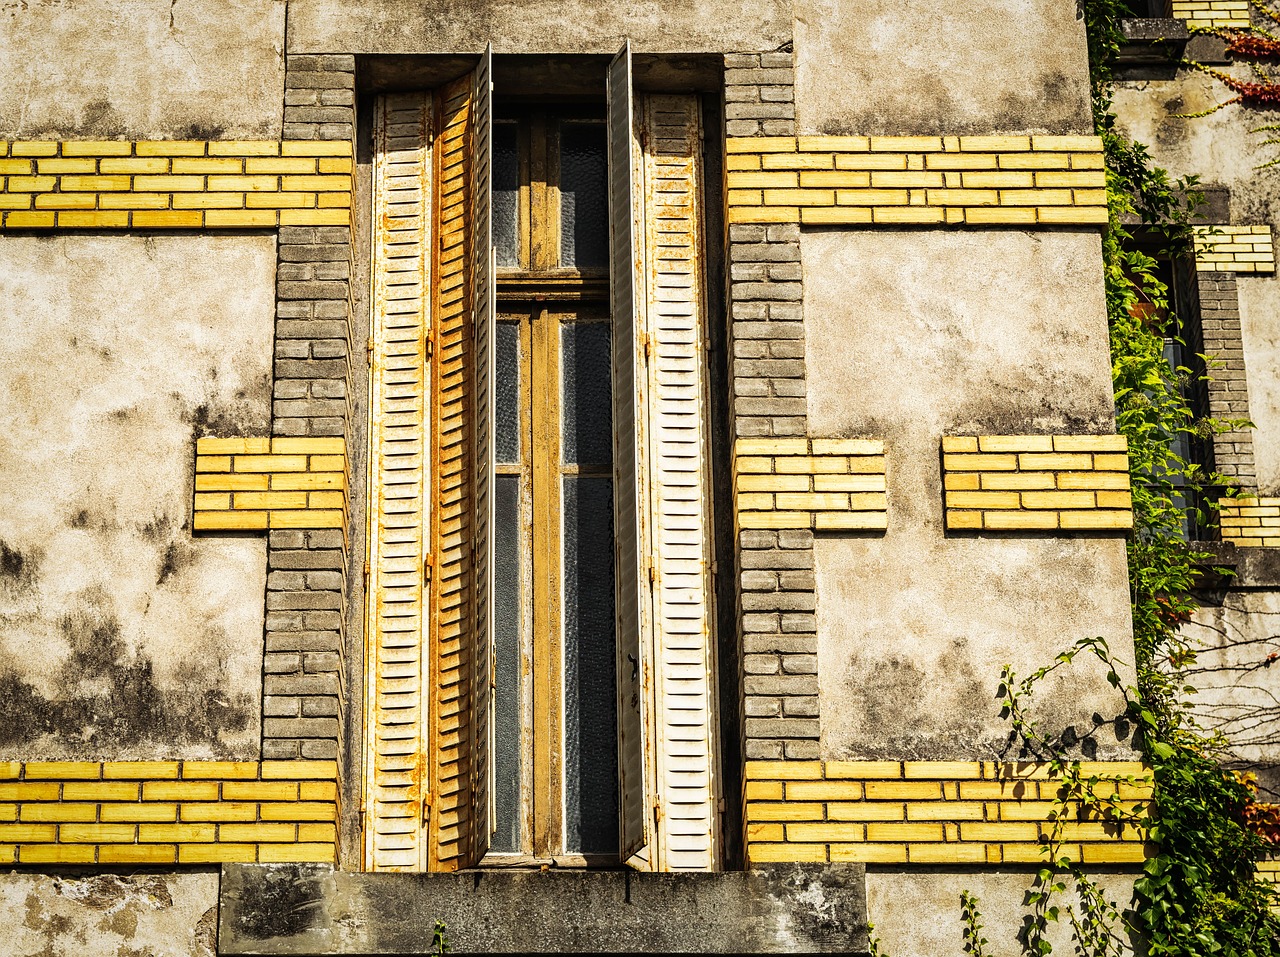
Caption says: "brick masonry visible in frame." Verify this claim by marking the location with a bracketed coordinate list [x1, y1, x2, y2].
[0, 761, 337, 865]
[1199, 271, 1259, 491]
[942, 435, 1134, 531]
[194, 437, 347, 531]
[1170, 0, 1250, 28]
[0, 140, 351, 229]
[1193, 225, 1276, 274]
[263, 54, 359, 766]
[724, 51, 822, 763]
[725, 135, 1108, 226]
[1219, 497, 1280, 547]
[735, 438, 888, 531]
[744, 760, 1152, 866]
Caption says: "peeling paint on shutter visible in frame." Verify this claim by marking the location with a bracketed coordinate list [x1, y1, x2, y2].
[427, 73, 476, 873]
[364, 91, 433, 873]
[607, 40, 652, 864]
[470, 44, 496, 863]
[638, 94, 720, 872]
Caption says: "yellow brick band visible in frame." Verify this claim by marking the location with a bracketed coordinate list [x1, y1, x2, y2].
[1218, 496, 1280, 547]
[0, 761, 337, 866]
[734, 437, 888, 531]
[1194, 225, 1276, 274]
[193, 437, 347, 532]
[724, 135, 1108, 227]
[942, 435, 1134, 532]
[0, 141, 352, 229]
[1170, 0, 1250, 29]
[744, 760, 1152, 866]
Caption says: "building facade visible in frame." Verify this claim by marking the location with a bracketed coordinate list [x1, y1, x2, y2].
[0, 1, 1270, 954]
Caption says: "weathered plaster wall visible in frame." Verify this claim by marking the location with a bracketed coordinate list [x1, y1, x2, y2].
[286, 0, 790, 54]
[0, 235, 275, 760]
[0, 871, 217, 957]
[1114, 76, 1280, 493]
[865, 870, 1138, 957]
[793, 0, 1093, 136]
[803, 230, 1135, 760]
[0, 0, 285, 139]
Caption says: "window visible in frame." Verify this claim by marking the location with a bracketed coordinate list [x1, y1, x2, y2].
[362, 47, 722, 873]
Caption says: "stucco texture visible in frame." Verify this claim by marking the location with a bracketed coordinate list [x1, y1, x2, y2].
[1114, 76, 1280, 493]
[793, 0, 1093, 136]
[287, 0, 790, 54]
[0, 0, 285, 139]
[803, 230, 1135, 760]
[0, 235, 275, 760]
[865, 870, 1139, 957]
[0, 871, 217, 957]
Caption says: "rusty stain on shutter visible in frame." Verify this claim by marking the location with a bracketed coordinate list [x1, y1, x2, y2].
[638, 94, 720, 872]
[364, 91, 433, 872]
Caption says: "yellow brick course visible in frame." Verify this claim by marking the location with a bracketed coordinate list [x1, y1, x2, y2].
[734, 438, 888, 531]
[193, 437, 347, 533]
[1170, 0, 1250, 29]
[725, 136, 1108, 226]
[744, 760, 1152, 866]
[1218, 496, 1280, 547]
[0, 761, 337, 866]
[1194, 226, 1276, 274]
[0, 141, 352, 229]
[942, 435, 1133, 532]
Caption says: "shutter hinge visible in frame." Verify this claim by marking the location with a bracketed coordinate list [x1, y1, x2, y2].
[363, 561, 371, 580]
[424, 552, 434, 582]
[648, 565, 655, 586]
[653, 800, 662, 826]
[422, 791, 433, 824]
[366, 340, 374, 364]
[426, 336, 434, 360]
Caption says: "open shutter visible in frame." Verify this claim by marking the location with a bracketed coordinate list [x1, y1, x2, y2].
[365, 92, 434, 872]
[607, 40, 652, 863]
[638, 95, 720, 871]
[469, 43, 496, 864]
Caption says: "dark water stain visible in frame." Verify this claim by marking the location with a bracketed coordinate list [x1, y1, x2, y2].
[0, 540, 39, 592]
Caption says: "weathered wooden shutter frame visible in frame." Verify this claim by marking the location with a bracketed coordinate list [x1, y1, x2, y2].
[607, 40, 652, 863]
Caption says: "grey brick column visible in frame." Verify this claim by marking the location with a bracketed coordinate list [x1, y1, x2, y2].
[262, 54, 357, 763]
[724, 52, 821, 762]
[1198, 270, 1258, 490]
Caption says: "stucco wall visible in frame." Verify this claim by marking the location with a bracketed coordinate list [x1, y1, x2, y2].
[793, 0, 1093, 136]
[0, 871, 218, 957]
[286, 0, 790, 54]
[1114, 76, 1280, 493]
[0, 0, 285, 139]
[803, 229, 1135, 760]
[0, 235, 275, 760]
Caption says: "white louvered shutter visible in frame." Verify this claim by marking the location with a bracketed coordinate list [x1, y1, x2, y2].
[607, 40, 652, 864]
[364, 92, 434, 872]
[637, 94, 720, 872]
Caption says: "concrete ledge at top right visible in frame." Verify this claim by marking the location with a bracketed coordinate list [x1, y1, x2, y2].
[942, 435, 1134, 532]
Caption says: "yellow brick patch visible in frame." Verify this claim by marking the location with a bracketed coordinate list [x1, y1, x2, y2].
[1218, 496, 1280, 547]
[744, 760, 1152, 866]
[1193, 226, 1276, 274]
[1170, 0, 1251, 29]
[193, 437, 347, 532]
[942, 435, 1133, 532]
[0, 761, 337, 866]
[725, 136, 1108, 226]
[734, 437, 888, 531]
[0, 141, 352, 229]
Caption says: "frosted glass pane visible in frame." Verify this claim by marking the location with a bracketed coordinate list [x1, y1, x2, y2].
[495, 122, 519, 268]
[561, 322, 612, 466]
[492, 474, 522, 853]
[496, 322, 520, 463]
[562, 476, 618, 855]
[559, 124, 608, 269]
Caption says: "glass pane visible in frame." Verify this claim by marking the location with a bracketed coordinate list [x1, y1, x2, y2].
[494, 122, 519, 268]
[496, 322, 520, 464]
[492, 474, 523, 853]
[562, 476, 618, 855]
[561, 322, 612, 466]
[559, 124, 608, 269]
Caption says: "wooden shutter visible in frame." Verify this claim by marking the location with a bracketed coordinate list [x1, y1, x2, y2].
[638, 94, 719, 871]
[469, 44, 496, 864]
[364, 91, 434, 872]
[607, 40, 652, 863]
